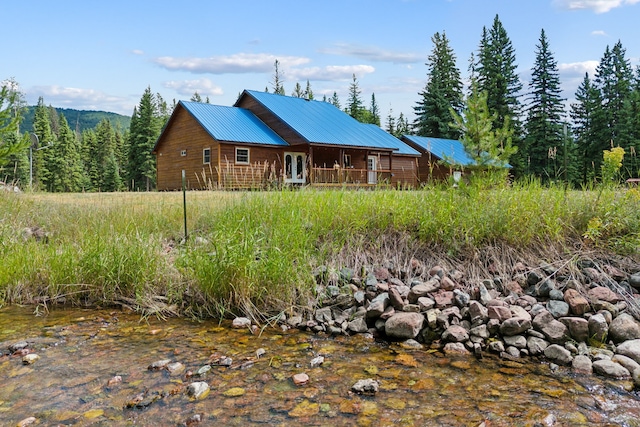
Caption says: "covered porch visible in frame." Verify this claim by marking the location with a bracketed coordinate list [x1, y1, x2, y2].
[306, 145, 393, 186]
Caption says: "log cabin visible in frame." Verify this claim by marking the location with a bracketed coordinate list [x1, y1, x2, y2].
[153, 90, 420, 190]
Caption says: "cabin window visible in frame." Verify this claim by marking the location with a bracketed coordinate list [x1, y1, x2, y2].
[180, 149, 187, 157]
[235, 147, 250, 164]
[343, 154, 352, 167]
[203, 148, 211, 164]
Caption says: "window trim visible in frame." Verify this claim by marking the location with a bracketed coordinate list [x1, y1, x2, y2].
[235, 147, 250, 165]
[203, 148, 211, 165]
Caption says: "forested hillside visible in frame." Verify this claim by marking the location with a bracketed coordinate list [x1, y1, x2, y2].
[20, 107, 130, 134]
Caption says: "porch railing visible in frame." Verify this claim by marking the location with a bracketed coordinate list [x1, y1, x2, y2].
[311, 167, 392, 185]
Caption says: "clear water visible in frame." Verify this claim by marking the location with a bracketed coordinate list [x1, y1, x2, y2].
[1, 306, 639, 426]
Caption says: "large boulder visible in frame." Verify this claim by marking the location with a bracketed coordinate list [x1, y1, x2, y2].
[588, 286, 620, 304]
[609, 313, 640, 343]
[588, 313, 609, 343]
[572, 355, 593, 374]
[592, 360, 631, 379]
[559, 317, 589, 343]
[564, 289, 590, 316]
[442, 325, 469, 343]
[407, 279, 440, 303]
[384, 312, 424, 340]
[544, 344, 573, 365]
[547, 300, 570, 318]
[526, 336, 549, 356]
[499, 317, 531, 336]
[533, 311, 569, 344]
[616, 339, 640, 364]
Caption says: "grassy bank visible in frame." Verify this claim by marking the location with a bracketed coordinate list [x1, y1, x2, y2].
[1, 182, 639, 320]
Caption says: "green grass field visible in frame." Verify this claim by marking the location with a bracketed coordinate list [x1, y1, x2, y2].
[1, 182, 638, 320]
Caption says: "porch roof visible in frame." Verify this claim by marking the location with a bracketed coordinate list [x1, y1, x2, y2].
[401, 135, 475, 166]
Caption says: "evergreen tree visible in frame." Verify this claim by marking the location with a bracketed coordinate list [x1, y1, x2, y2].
[48, 113, 84, 192]
[414, 31, 463, 139]
[94, 119, 123, 191]
[347, 74, 365, 122]
[475, 15, 523, 157]
[271, 59, 285, 95]
[451, 81, 516, 169]
[127, 87, 162, 190]
[304, 80, 314, 100]
[594, 41, 635, 178]
[292, 82, 304, 98]
[0, 80, 28, 169]
[81, 128, 99, 190]
[396, 113, 410, 137]
[571, 73, 606, 183]
[625, 67, 640, 177]
[330, 92, 341, 109]
[367, 94, 381, 125]
[190, 91, 203, 102]
[523, 29, 566, 181]
[31, 97, 56, 189]
[385, 108, 396, 136]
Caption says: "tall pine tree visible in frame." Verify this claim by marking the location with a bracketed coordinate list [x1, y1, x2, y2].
[475, 15, 523, 165]
[346, 74, 365, 122]
[414, 31, 463, 139]
[47, 113, 85, 192]
[571, 73, 607, 183]
[523, 29, 566, 181]
[127, 87, 162, 190]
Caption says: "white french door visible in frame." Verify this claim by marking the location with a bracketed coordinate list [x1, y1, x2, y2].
[367, 155, 377, 184]
[285, 152, 306, 183]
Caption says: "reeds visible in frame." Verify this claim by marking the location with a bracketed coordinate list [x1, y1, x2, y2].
[1, 181, 638, 319]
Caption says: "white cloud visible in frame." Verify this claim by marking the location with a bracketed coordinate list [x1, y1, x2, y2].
[553, 0, 640, 13]
[28, 85, 133, 115]
[154, 53, 310, 74]
[163, 78, 224, 97]
[557, 60, 600, 101]
[558, 60, 599, 78]
[131, 49, 144, 55]
[591, 30, 608, 36]
[289, 65, 375, 81]
[319, 43, 421, 64]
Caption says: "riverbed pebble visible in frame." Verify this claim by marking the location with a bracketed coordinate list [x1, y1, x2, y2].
[187, 382, 210, 399]
[292, 373, 309, 385]
[22, 354, 39, 365]
[351, 379, 379, 394]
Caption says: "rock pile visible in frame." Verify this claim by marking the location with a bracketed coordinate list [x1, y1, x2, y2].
[289, 260, 640, 386]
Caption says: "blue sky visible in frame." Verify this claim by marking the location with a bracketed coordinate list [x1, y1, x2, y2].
[3, 0, 639, 124]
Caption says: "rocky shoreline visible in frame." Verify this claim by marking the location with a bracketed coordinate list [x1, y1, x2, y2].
[273, 257, 640, 387]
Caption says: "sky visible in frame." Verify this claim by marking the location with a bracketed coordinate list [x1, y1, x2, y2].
[3, 0, 640, 124]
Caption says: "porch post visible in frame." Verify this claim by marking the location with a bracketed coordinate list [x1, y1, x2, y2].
[339, 148, 344, 184]
[389, 151, 393, 184]
[309, 145, 314, 184]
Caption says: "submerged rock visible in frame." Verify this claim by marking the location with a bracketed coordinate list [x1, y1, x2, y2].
[22, 354, 40, 365]
[187, 382, 210, 400]
[351, 379, 379, 394]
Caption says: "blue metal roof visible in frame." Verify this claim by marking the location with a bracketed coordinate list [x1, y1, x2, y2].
[180, 101, 288, 146]
[361, 124, 420, 156]
[401, 135, 475, 166]
[241, 90, 399, 151]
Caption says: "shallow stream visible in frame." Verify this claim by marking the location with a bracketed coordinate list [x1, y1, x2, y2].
[1, 306, 640, 426]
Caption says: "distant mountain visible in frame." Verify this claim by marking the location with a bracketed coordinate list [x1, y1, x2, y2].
[20, 106, 131, 134]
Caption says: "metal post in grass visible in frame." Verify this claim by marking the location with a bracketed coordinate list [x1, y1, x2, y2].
[182, 170, 188, 241]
